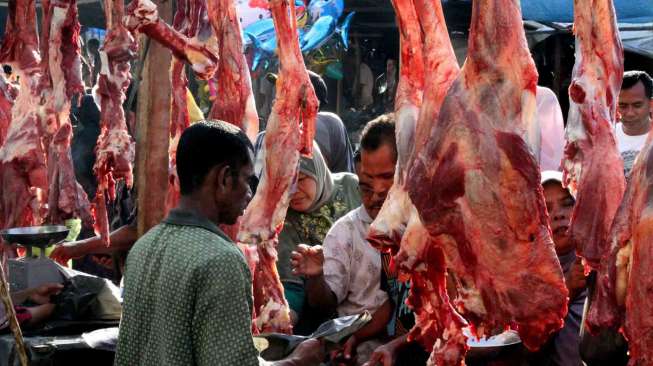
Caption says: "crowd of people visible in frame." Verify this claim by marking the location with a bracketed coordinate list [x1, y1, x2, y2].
[44, 66, 653, 366]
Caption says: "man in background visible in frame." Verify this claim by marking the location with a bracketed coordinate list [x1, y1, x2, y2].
[615, 70, 652, 175]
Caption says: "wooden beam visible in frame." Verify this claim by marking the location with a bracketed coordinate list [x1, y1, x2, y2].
[135, 0, 172, 237]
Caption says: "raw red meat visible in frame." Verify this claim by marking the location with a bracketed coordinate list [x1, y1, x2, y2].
[125, 0, 219, 80]
[47, 124, 92, 224]
[379, 0, 466, 364]
[406, 0, 567, 350]
[562, 0, 624, 269]
[0, 0, 48, 234]
[92, 0, 137, 245]
[0, 0, 90, 234]
[41, 0, 92, 225]
[396, 216, 468, 366]
[207, 0, 259, 142]
[165, 0, 205, 213]
[0, 75, 18, 146]
[587, 129, 653, 365]
[367, 0, 423, 249]
[237, 0, 318, 334]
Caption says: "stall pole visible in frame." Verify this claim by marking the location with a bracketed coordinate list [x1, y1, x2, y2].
[136, 0, 173, 237]
[0, 259, 27, 366]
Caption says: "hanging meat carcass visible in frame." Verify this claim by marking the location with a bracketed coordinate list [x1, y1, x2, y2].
[562, 0, 624, 269]
[0, 0, 90, 235]
[237, 0, 318, 334]
[586, 130, 653, 365]
[207, 0, 259, 142]
[165, 0, 206, 213]
[92, 0, 138, 245]
[41, 0, 92, 225]
[124, 0, 219, 80]
[0, 0, 48, 234]
[382, 0, 466, 364]
[406, 0, 567, 350]
[367, 0, 424, 248]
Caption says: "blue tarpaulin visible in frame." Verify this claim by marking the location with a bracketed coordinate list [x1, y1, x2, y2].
[521, 0, 653, 23]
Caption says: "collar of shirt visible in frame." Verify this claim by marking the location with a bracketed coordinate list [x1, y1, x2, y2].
[557, 250, 577, 273]
[358, 205, 373, 225]
[163, 209, 231, 242]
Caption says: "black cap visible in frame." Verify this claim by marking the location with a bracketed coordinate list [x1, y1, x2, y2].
[267, 71, 328, 106]
[307, 70, 328, 106]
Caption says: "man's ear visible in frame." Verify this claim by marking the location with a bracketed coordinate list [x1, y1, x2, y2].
[214, 164, 232, 192]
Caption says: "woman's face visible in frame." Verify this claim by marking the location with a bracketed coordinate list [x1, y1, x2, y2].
[290, 172, 318, 212]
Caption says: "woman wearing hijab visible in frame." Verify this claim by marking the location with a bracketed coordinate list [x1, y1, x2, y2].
[272, 143, 361, 332]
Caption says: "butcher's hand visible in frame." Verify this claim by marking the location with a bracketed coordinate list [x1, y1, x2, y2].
[329, 335, 358, 365]
[273, 338, 324, 366]
[28, 283, 64, 305]
[291, 244, 324, 277]
[565, 257, 587, 300]
[50, 241, 86, 263]
[615, 241, 633, 307]
[362, 335, 406, 366]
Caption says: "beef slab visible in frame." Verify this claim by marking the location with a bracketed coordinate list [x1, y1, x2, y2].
[562, 0, 624, 269]
[237, 0, 318, 334]
[406, 0, 568, 350]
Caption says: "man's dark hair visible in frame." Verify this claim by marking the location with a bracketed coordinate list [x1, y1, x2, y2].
[623, 70, 653, 99]
[176, 120, 253, 195]
[308, 70, 328, 107]
[360, 113, 397, 159]
[87, 38, 100, 51]
[353, 148, 361, 163]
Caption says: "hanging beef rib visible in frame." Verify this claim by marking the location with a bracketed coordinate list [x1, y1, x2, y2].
[406, 0, 568, 350]
[207, 0, 259, 142]
[562, 0, 624, 269]
[237, 0, 318, 334]
[92, 0, 137, 245]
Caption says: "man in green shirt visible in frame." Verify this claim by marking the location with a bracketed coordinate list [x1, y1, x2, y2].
[115, 120, 323, 366]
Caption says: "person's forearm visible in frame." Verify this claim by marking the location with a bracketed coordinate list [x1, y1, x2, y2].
[10, 289, 32, 305]
[305, 274, 337, 313]
[80, 225, 138, 254]
[353, 299, 393, 342]
[385, 333, 409, 351]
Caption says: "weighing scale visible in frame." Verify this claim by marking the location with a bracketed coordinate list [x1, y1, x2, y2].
[0, 225, 69, 291]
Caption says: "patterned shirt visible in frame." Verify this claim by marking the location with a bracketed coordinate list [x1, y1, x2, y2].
[323, 206, 388, 317]
[115, 209, 260, 366]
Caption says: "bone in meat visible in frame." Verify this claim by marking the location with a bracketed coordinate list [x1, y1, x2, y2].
[0, 75, 18, 147]
[395, 216, 468, 366]
[586, 126, 653, 365]
[42, 0, 92, 225]
[367, 0, 424, 248]
[237, 0, 318, 334]
[406, 0, 567, 350]
[383, 0, 467, 363]
[562, 0, 624, 269]
[0, 0, 48, 235]
[92, 0, 137, 245]
[165, 0, 205, 213]
[207, 0, 259, 142]
[125, 0, 219, 80]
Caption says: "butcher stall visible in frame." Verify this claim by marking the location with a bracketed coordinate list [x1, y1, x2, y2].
[0, 0, 650, 364]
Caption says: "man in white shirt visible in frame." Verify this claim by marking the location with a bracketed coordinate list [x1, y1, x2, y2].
[615, 70, 652, 175]
[291, 114, 397, 364]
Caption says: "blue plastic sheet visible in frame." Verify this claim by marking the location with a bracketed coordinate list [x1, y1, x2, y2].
[521, 0, 653, 24]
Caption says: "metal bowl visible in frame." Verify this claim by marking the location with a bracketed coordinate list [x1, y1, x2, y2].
[0, 225, 70, 248]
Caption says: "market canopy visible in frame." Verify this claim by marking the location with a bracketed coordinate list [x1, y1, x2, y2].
[521, 0, 653, 24]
